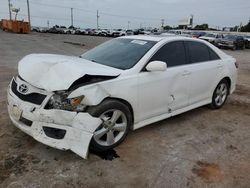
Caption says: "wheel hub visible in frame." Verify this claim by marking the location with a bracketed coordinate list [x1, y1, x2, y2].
[93, 109, 128, 146]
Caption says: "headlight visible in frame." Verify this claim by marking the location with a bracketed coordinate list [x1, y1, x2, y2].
[46, 92, 85, 111]
[69, 96, 85, 107]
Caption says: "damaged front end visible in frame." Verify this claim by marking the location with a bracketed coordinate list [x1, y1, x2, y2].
[7, 76, 111, 159]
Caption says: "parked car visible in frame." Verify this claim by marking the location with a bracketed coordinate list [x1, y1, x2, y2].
[85, 28, 95, 35]
[31, 26, 40, 32]
[107, 29, 115, 37]
[199, 33, 224, 44]
[75, 28, 87, 35]
[191, 31, 206, 38]
[7, 36, 237, 159]
[180, 31, 192, 37]
[133, 29, 149, 35]
[113, 29, 126, 37]
[125, 29, 134, 35]
[39, 27, 49, 33]
[100, 30, 109, 36]
[93, 29, 103, 36]
[56, 26, 69, 34]
[160, 32, 176, 36]
[216, 34, 245, 50]
[244, 35, 250, 48]
[48, 26, 61, 34]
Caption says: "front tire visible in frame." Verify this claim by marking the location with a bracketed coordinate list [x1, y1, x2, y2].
[88, 99, 132, 151]
[210, 79, 229, 109]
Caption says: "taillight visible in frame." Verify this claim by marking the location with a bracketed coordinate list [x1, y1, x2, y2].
[235, 62, 239, 69]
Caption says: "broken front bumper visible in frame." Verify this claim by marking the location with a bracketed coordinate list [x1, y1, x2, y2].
[7, 79, 102, 159]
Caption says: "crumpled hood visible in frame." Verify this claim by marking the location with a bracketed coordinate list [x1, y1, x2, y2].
[18, 54, 122, 91]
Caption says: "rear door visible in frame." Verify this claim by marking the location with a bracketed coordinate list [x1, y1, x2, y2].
[185, 41, 222, 105]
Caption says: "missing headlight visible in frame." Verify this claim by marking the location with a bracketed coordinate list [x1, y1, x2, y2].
[45, 92, 86, 112]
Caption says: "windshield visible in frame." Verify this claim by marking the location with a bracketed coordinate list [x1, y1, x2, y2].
[205, 33, 216, 38]
[81, 38, 156, 70]
[224, 35, 237, 40]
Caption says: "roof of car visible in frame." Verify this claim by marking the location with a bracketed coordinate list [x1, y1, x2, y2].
[121, 35, 190, 42]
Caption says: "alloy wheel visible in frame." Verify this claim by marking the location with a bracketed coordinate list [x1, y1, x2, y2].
[93, 109, 127, 146]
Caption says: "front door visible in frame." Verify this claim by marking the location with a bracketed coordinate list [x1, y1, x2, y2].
[137, 41, 190, 122]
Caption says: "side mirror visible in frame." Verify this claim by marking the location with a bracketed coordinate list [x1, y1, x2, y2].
[146, 61, 167, 72]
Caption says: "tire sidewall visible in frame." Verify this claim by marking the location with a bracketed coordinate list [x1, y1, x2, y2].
[211, 80, 229, 109]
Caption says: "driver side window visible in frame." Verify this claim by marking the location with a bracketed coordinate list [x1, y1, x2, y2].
[149, 41, 187, 67]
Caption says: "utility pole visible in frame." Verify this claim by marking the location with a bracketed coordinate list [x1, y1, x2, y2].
[47, 20, 50, 28]
[161, 19, 165, 28]
[71, 8, 74, 27]
[8, 0, 12, 20]
[27, 0, 31, 25]
[96, 10, 100, 29]
[127, 21, 130, 29]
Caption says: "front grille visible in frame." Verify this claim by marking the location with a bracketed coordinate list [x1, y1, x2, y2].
[11, 79, 47, 105]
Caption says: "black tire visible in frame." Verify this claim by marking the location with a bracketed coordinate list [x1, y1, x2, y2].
[87, 99, 132, 151]
[210, 79, 229, 109]
[232, 44, 237, 50]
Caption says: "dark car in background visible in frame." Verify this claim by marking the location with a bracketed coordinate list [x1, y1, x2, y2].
[244, 35, 250, 48]
[216, 35, 245, 50]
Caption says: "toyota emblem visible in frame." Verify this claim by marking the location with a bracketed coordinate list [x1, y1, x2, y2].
[18, 84, 28, 94]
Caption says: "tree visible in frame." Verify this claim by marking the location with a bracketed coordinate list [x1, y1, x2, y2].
[194, 24, 209, 30]
[163, 25, 173, 30]
[240, 20, 250, 32]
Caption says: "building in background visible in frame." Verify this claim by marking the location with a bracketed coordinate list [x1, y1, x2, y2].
[178, 15, 193, 29]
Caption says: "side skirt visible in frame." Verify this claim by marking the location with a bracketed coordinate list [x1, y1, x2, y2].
[133, 99, 211, 130]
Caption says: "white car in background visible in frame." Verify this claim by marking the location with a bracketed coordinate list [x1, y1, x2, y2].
[113, 29, 126, 37]
[160, 32, 176, 36]
[199, 33, 224, 44]
[7, 36, 237, 159]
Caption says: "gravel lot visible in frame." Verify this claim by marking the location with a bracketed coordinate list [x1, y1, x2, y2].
[0, 30, 250, 188]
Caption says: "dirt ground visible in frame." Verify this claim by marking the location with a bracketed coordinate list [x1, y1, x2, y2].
[0, 30, 250, 188]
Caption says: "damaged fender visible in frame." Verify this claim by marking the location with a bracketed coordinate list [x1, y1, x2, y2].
[68, 84, 110, 106]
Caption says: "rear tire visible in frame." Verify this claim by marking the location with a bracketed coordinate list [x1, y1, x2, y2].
[88, 99, 132, 151]
[210, 79, 229, 109]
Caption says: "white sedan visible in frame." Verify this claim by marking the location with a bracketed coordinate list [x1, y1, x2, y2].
[7, 36, 237, 158]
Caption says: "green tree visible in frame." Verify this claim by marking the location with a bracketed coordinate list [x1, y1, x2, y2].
[240, 20, 250, 32]
[194, 24, 209, 30]
[163, 25, 173, 30]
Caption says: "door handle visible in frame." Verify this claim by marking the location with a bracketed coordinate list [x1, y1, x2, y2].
[182, 70, 191, 76]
